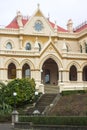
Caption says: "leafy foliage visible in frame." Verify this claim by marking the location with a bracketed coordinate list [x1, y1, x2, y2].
[0, 82, 12, 114]
[4, 78, 36, 107]
[19, 116, 87, 126]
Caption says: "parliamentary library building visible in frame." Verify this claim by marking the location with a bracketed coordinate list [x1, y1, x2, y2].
[0, 5, 87, 93]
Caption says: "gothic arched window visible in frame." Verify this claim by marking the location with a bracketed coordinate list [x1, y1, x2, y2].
[25, 43, 31, 50]
[22, 63, 31, 78]
[8, 63, 16, 79]
[6, 42, 12, 49]
[69, 65, 77, 81]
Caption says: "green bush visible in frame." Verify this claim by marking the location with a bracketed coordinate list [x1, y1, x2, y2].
[61, 90, 86, 96]
[4, 78, 36, 107]
[0, 114, 11, 122]
[19, 116, 87, 126]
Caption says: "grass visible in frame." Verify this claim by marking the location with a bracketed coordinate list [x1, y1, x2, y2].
[50, 93, 87, 116]
[49, 92, 87, 116]
[18, 91, 87, 116]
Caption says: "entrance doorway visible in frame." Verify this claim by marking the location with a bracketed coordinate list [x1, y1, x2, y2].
[41, 58, 59, 85]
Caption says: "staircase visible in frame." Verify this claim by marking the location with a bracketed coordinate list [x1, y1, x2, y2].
[44, 85, 59, 93]
[25, 85, 60, 115]
[26, 93, 58, 115]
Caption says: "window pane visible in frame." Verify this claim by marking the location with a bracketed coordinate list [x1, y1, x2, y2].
[6, 42, 12, 49]
[26, 43, 31, 50]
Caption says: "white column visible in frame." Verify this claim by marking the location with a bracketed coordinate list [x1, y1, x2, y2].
[63, 70, 67, 82]
[78, 71, 82, 82]
[16, 69, 22, 79]
[59, 68, 63, 83]
[19, 36, 23, 49]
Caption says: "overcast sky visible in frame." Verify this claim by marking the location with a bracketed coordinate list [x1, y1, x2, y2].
[0, 0, 87, 29]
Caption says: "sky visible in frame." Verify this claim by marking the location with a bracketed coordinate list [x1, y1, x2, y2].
[0, 0, 87, 29]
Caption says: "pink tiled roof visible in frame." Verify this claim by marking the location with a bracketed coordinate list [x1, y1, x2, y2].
[6, 17, 28, 29]
[5, 16, 87, 33]
[49, 21, 67, 32]
[74, 21, 87, 32]
[6, 16, 67, 32]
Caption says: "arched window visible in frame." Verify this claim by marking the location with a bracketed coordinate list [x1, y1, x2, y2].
[69, 65, 77, 81]
[25, 43, 31, 50]
[80, 45, 82, 53]
[38, 43, 41, 51]
[6, 42, 12, 49]
[8, 63, 16, 79]
[22, 63, 31, 78]
[66, 45, 69, 52]
[82, 66, 87, 81]
[85, 43, 87, 53]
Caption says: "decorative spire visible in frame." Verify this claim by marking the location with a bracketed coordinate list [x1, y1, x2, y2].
[48, 13, 50, 20]
[16, 11, 23, 28]
[34, 37, 39, 51]
[37, 3, 40, 9]
[67, 19, 73, 33]
[54, 20, 58, 32]
[62, 39, 67, 52]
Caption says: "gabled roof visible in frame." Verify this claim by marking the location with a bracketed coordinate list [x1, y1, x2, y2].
[49, 21, 67, 32]
[74, 21, 87, 32]
[6, 16, 67, 32]
[6, 16, 28, 29]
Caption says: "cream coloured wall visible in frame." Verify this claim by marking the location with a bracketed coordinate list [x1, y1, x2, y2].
[0, 7, 87, 93]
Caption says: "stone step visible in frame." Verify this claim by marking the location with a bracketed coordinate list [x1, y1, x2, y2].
[26, 93, 58, 115]
[44, 85, 59, 93]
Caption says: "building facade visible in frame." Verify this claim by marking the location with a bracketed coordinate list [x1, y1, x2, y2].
[0, 5, 87, 93]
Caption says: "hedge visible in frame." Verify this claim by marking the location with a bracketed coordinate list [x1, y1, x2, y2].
[19, 116, 87, 126]
[61, 90, 86, 96]
[0, 114, 11, 122]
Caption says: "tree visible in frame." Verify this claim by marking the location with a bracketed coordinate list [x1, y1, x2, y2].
[0, 82, 12, 114]
[4, 78, 36, 107]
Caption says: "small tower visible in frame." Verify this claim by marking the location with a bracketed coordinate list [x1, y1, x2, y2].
[67, 19, 73, 33]
[16, 11, 23, 28]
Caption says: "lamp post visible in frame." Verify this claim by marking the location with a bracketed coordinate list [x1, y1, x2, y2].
[13, 92, 17, 110]
[35, 91, 38, 102]
[12, 92, 19, 126]
[33, 91, 40, 115]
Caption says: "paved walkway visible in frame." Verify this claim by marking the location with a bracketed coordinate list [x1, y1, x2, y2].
[0, 123, 13, 130]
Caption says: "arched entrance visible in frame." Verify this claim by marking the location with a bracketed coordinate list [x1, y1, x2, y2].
[41, 58, 59, 85]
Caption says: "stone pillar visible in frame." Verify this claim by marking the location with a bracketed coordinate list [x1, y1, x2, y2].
[12, 110, 19, 126]
[19, 36, 23, 49]
[39, 83, 44, 94]
[63, 70, 67, 82]
[35, 70, 41, 90]
[78, 70, 82, 82]
[17, 69, 22, 79]
[59, 68, 63, 83]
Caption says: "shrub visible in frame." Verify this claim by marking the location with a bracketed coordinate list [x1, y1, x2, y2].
[61, 90, 86, 96]
[4, 78, 36, 107]
[19, 116, 87, 126]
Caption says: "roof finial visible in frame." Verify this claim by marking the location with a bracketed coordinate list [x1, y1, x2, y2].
[48, 13, 50, 20]
[37, 3, 40, 9]
[54, 20, 58, 32]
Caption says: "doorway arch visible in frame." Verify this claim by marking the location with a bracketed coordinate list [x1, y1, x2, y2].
[41, 58, 59, 85]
